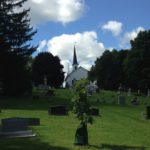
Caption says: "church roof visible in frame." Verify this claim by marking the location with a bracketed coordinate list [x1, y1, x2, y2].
[65, 66, 88, 81]
[72, 45, 78, 65]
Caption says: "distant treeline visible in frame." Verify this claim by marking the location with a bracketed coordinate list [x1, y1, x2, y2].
[88, 30, 150, 92]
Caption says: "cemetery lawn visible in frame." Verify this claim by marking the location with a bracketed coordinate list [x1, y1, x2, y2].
[0, 89, 150, 150]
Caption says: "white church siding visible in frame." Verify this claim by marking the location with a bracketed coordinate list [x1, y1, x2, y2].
[65, 45, 88, 87]
[65, 67, 88, 87]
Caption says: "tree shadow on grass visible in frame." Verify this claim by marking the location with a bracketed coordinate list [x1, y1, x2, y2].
[0, 137, 69, 150]
[100, 143, 146, 150]
[0, 88, 73, 110]
[89, 143, 146, 150]
[0, 96, 72, 111]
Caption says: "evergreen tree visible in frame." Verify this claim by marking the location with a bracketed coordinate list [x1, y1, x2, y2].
[0, 0, 37, 95]
[0, 0, 36, 56]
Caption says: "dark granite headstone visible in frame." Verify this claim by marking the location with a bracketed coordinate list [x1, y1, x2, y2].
[118, 95, 125, 105]
[1, 118, 28, 132]
[46, 89, 54, 96]
[74, 122, 88, 145]
[27, 118, 40, 126]
[90, 108, 99, 116]
[48, 105, 68, 115]
[111, 95, 116, 104]
[146, 106, 150, 119]
[32, 95, 40, 99]
[131, 97, 139, 105]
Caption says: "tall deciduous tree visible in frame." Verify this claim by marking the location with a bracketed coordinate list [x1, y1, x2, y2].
[124, 30, 150, 91]
[89, 49, 128, 90]
[32, 52, 64, 88]
[88, 65, 96, 82]
[0, 0, 37, 95]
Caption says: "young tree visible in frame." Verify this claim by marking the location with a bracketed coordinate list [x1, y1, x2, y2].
[0, 0, 37, 95]
[72, 79, 93, 145]
[32, 52, 64, 88]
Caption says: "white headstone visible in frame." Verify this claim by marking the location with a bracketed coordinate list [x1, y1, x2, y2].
[128, 88, 131, 96]
[118, 83, 123, 95]
[148, 89, 150, 97]
[137, 89, 140, 95]
[44, 76, 47, 86]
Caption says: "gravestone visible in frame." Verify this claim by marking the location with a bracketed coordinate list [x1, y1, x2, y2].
[90, 108, 99, 116]
[74, 122, 88, 145]
[118, 83, 123, 95]
[118, 95, 125, 105]
[45, 89, 54, 96]
[1, 118, 28, 132]
[32, 95, 40, 99]
[27, 118, 40, 126]
[111, 95, 116, 104]
[148, 89, 150, 97]
[87, 81, 98, 96]
[44, 76, 47, 86]
[0, 117, 36, 138]
[128, 88, 131, 96]
[146, 106, 150, 119]
[137, 89, 141, 96]
[48, 105, 68, 115]
[131, 97, 139, 105]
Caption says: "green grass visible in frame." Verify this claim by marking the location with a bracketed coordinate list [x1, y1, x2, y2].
[0, 89, 150, 150]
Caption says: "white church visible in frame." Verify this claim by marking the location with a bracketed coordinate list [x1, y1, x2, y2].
[65, 46, 88, 87]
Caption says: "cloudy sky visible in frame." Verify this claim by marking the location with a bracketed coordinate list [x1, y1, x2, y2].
[24, 0, 149, 73]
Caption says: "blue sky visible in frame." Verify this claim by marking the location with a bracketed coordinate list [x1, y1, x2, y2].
[24, 0, 150, 73]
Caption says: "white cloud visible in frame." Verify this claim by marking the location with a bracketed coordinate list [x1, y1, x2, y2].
[37, 31, 105, 73]
[107, 47, 114, 51]
[37, 40, 47, 52]
[120, 27, 145, 48]
[25, 0, 85, 25]
[102, 21, 123, 36]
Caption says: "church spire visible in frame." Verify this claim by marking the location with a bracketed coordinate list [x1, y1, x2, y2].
[72, 45, 78, 70]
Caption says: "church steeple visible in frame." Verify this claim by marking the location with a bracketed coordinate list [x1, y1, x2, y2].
[72, 45, 78, 70]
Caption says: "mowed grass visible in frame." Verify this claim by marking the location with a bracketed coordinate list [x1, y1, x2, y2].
[0, 89, 150, 150]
